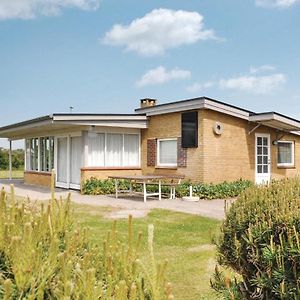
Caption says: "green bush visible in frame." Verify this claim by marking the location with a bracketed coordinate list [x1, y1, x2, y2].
[82, 177, 252, 200]
[0, 185, 173, 299]
[213, 178, 300, 299]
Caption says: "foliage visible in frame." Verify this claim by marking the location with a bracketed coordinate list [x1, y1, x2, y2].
[0, 184, 173, 299]
[213, 178, 300, 299]
[0, 148, 24, 170]
[82, 177, 252, 200]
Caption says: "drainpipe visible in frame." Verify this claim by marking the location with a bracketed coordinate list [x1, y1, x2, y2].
[9, 139, 12, 180]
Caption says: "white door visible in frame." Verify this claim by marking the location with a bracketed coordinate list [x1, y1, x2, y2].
[56, 137, 69, 188]
[70, 136, 83, 189]
[255, 134, 271, 184]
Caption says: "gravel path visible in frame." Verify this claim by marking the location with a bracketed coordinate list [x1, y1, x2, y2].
[0, 179, 232, 220]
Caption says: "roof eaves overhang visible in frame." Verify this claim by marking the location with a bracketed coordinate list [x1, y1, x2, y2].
[0, 114, 149, 139]
[134, 97, 250, 120]
[249, 112, 300, 132]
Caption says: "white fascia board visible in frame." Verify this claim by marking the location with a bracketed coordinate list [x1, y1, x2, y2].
[136, 99, 206, 116]
[136, 98, 250, 120]
[54, 120, 148, 129]
[203, 99, 250, 120]
[0, 119, 53, 136]
[52, 115, 147, 121]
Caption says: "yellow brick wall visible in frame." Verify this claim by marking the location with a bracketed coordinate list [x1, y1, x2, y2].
[140, 111, 204, 182]
[24, 171, 52, 187]
[141, 109, 300, 184]
[201, 109, 300, 183]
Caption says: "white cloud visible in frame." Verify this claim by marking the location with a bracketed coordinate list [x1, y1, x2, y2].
[250, 65, 276, 74]
[255, 0, 298, 7]
[186, 81, 214, 93]
[219, 73, 286, 94]
[0, 0, 100, 20]
[103, 8, 219, 56]
[136, 66, 191, 87]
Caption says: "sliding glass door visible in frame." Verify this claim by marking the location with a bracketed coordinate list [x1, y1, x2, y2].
[55, 135, 82, 189]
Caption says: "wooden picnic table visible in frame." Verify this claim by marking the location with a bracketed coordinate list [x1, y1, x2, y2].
[108, 175, 183, 203]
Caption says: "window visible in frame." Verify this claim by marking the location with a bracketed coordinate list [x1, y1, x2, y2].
[40, 137, 54, 171]
[25, 137, 54, 172]
[87, 133, 105, 166]
[157, 139, 177, 167]
[277, 141, 294, 167]
[87, 132, 140, 167]
[181, 111, 198, 148]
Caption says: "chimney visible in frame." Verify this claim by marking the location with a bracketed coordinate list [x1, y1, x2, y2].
[140, 98, 157, 108]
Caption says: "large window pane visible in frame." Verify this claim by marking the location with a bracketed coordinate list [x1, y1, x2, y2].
[123, 134, 139, 166]
[87, 133, 105, 166]
[278, 142, 294, 165]
[158, 139, 177, 166]
[29, 138, 39, 171]
[106, 134, 123, 167]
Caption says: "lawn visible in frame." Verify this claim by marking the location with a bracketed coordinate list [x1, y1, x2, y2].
[0, 169, 24, 178]
[73, 204, 221, 299]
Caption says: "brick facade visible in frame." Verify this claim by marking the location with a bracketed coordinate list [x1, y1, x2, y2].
[147, 139, 157, 166]
[140, 109, 300, 183]
[177, 137, 187, 167]
[24, 171, 52, 187]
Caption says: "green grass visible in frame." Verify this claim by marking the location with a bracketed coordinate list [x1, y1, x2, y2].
[0, 169, 24, 179]
[73, 204, 221, 299]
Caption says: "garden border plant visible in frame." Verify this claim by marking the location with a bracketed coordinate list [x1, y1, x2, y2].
[82, 177, 252, 200]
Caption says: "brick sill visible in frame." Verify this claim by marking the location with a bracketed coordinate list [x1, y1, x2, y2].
[155, 166, 178, 170]
[81, 167, 141, 171]
[277, 165, 296, 169]
[24, 171, 52, 176]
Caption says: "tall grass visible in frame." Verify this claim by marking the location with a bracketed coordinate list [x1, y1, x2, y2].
[0, 183, 173, 299]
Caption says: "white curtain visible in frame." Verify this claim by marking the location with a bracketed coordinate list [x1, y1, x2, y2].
[57, 137, 68, 183]
[106, 134, 123, 167]
[159, 140, 177, 165]
[123, 134, 139, 166]
[87, 133, 105, 166]
[70, 136, 82, 185]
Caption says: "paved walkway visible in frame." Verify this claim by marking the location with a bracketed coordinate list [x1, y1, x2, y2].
[0, 179, 232, 220]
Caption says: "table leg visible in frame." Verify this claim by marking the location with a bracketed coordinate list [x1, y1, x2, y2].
[143, 182, 147, 203]
[115, 179, 118, 199]
[158, 180, 162, 201]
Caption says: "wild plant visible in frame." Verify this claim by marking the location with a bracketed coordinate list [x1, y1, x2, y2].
[0, 181, 173, 299]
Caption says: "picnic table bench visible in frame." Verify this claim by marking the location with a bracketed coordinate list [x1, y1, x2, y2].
[108, 175, 184, 203]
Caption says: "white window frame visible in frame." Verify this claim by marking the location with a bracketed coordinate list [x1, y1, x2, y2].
[86, 131, 141, 168]
[25, 136, 54, 172]
[277, 140, 295, 167]
[157, 138, 178, 167]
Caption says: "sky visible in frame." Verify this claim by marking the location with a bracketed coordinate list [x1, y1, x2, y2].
[0, 0, 300, 149]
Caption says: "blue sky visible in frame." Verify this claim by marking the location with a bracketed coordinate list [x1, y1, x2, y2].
[0, 0, 300, 148]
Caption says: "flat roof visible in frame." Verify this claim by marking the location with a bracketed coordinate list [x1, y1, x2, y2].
[0, 113, 148, 139]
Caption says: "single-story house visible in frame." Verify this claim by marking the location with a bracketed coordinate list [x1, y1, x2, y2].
[1, 96, 300, 189]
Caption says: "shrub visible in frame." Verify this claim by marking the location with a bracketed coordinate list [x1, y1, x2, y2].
[0, 185, 173, 299]
[213, 178, 300, 299]
[82, 177, 252, 200]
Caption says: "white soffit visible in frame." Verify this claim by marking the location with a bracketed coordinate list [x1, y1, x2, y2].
[249, 113, 300, 132]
